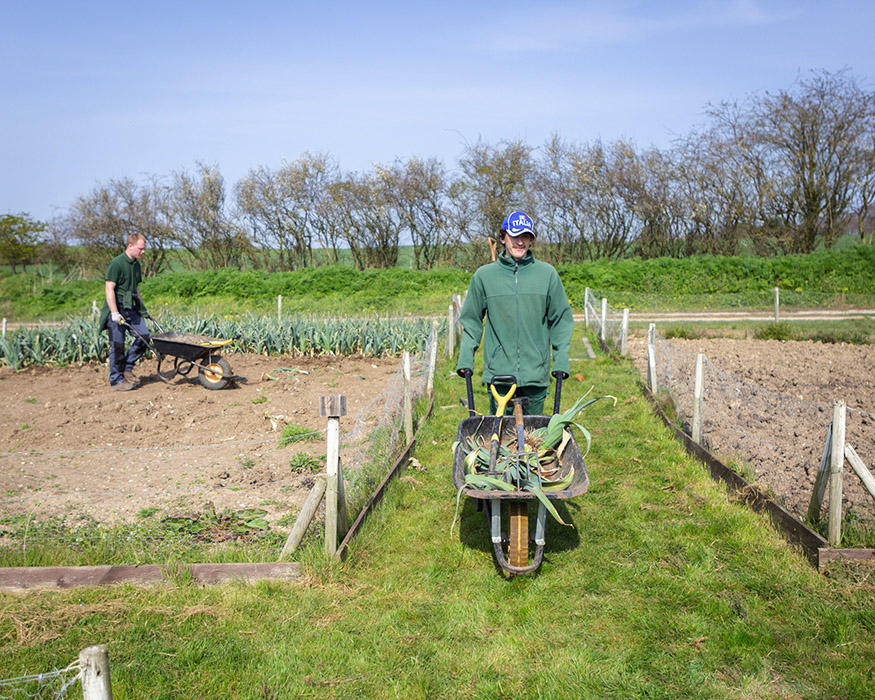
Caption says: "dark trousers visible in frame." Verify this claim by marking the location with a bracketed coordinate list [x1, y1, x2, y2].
[107, 308, 149, 385]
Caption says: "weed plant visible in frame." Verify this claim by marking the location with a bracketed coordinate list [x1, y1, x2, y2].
[663, 324, 705, 340]
[754, 322, 795, 341]
[277, 423, 320, 447]
[0, 510, 284, 567]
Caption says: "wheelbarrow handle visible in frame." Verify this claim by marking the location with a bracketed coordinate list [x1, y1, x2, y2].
[458, 368, 476, 417]
[118, 317, 161, 358]
[552, 370, 568, 415]
[145, 315, 167, 335]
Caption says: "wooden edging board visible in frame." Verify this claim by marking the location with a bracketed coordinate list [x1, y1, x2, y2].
[335, 392, 435, 562]
[0, 562, 301, 593]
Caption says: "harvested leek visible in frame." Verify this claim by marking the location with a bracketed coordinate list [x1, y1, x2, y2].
[451, 389, 617, 531]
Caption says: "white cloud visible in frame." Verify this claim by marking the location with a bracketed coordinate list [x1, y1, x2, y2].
[476, 0, 785, 53]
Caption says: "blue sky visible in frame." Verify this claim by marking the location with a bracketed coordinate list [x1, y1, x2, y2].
[2, 0, 874, 223]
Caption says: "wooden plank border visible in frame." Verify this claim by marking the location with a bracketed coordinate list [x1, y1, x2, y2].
[0, 562, 301, 592]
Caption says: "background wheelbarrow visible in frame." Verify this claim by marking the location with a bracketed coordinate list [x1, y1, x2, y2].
[453, 370, 589, 575]
[124, 317, 240, 390]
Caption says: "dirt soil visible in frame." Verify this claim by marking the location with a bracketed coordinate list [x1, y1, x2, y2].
[629, 337, 875, 522]
[0, 354, 401, 527]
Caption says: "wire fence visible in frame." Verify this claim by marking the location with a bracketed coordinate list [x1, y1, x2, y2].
[341, 322, 438, 511]
[642, 330, 875, 523]
[583, 288, 628, 355]
[0, 660, 82, 700]
[582, 286, 875, 524]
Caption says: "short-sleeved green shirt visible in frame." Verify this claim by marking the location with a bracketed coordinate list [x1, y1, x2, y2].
[98, 252, 143, 331]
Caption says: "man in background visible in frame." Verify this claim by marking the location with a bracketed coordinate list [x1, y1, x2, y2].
[99, 234, 151, 391]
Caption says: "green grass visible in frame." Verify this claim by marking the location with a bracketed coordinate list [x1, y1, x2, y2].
[630, 317, 875, 344]
[278, 423, 320, 447]
[1, 339, 873, 698]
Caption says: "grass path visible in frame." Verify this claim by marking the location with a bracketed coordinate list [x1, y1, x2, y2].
[1, 336, 873, 699]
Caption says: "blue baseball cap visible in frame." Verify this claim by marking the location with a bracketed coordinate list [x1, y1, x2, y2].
[501, 211, 535, 238]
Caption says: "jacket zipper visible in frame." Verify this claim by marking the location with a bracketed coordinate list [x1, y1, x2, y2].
[514, 261, 522, 384]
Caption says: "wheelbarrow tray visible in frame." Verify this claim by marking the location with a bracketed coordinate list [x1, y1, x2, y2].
[151, 332, 235, 362]
[452, 415, 589, 500]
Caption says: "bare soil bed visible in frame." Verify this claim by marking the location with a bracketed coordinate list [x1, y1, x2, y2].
[629, 337, 875, 522]
[0, 354, 401, 527]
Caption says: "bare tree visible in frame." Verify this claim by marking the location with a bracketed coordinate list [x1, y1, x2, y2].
[329, 172, 402, 270]
[455, 138, 535, 262]
[236, 152, 338, 270]
[169, 162, 248, 270]
[59, 176, 174, 276]
[375, 157, 451, 269]
[534, 135, 592, 263]
[669, 133, 746, 255]
[851, 134, 875, 242]
[623, 147, 687, 259]
[707, 69, 875, 253]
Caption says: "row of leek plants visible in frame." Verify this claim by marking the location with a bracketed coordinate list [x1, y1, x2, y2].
[0, 312, 440, 370]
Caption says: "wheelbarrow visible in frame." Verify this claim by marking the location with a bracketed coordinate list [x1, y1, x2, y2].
[453, 370, 589, 575]
[122, 317, 240, 390]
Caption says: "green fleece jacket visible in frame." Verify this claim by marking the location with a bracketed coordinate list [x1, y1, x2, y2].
[456, 251, 573, 388]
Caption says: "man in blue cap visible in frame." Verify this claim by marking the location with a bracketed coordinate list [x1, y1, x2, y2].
[456, 211, 573, 415]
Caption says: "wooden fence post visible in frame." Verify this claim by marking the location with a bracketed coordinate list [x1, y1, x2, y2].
[692, 353, 705, 443]
[452, 293, 462, 342]
[403, 352, 414, 445]
[647, 324, 658, 393]
[807, 422, 833, 522]
[773, 287, 780, 323]
[446, 304, 455, 358]
[828, 399, 846, 547]
[91, 300, 99, 321]
[426, 320, 438, 397]
[320, 395, 347, 557]
[600, 298, 607, 342]
[584, 287, 590, 328]
[620, 308, 629, 356]
[279, 476, 326, 560]
[277, 295, 283, 322]
[79, 645, 113, 700]
[1, 318, 5, 338]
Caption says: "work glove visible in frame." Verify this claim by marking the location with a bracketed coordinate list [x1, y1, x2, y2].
[110, 312, 124, 325]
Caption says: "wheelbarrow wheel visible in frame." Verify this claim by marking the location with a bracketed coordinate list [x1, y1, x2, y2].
[508, 501, 529, 568]
[198, 355, 231, 390]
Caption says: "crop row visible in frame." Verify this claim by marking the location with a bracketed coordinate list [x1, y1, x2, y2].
[0, 313, 440, 370]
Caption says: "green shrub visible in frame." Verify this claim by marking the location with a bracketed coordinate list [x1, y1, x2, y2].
[754, 322, 795, 341]
[663, 324, 705, 340]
